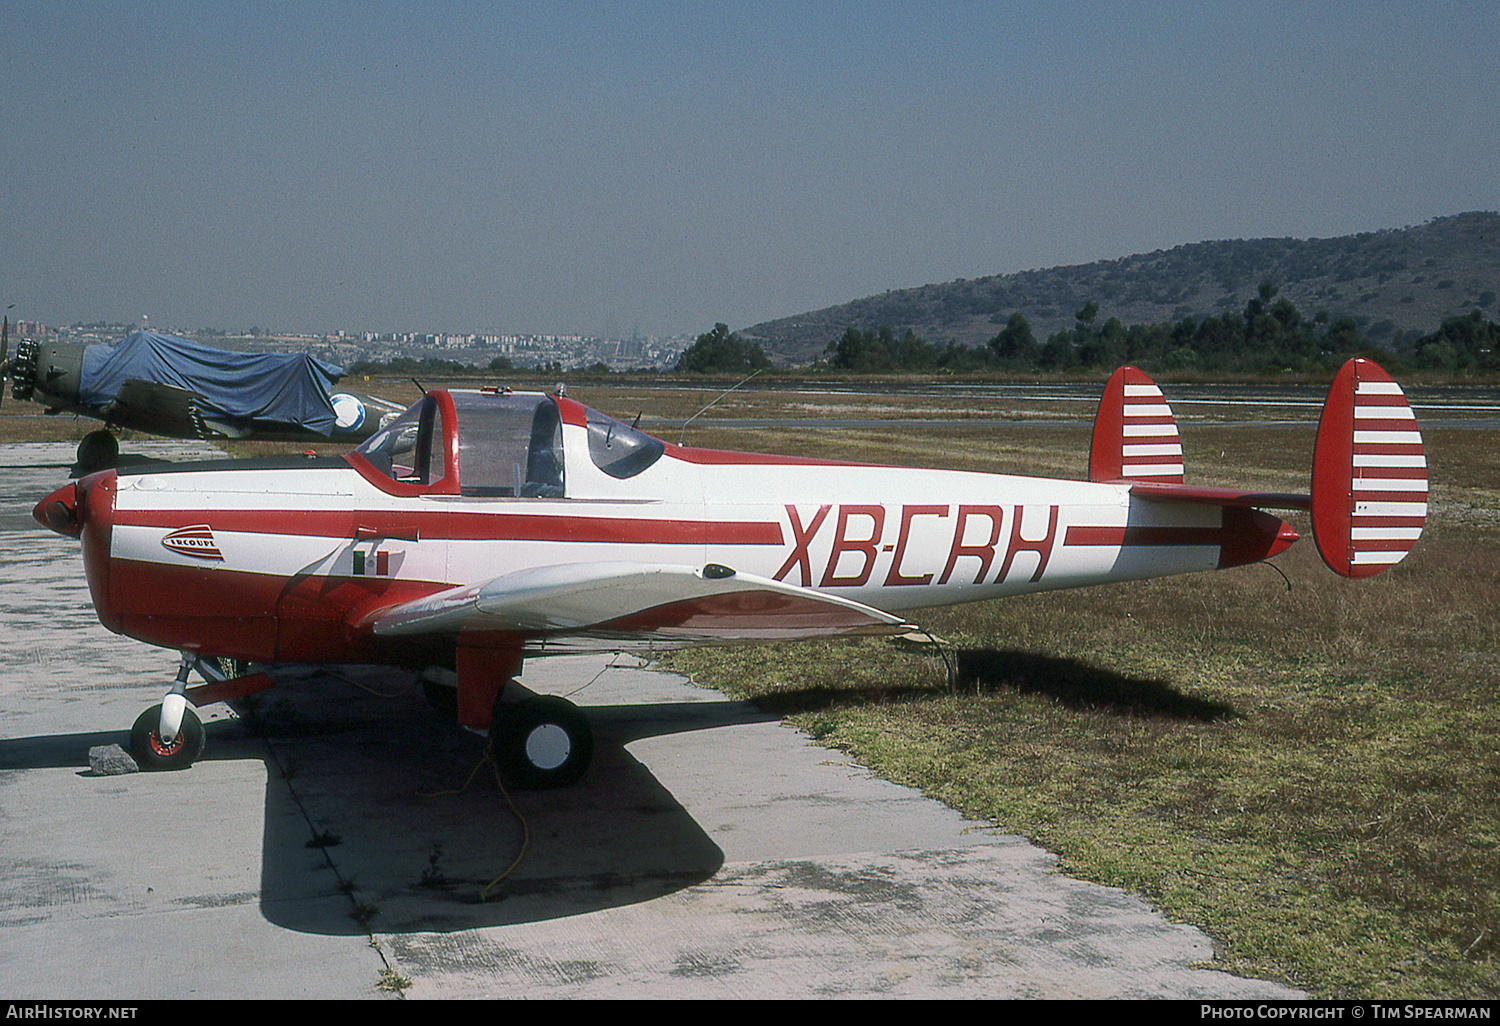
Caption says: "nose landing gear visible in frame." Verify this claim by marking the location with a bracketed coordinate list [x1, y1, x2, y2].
[128, 655, 205, 771]
[127, 654, 269, 771]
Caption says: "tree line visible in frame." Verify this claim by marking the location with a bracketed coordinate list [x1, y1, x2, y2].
[806, 281, 1497, 376]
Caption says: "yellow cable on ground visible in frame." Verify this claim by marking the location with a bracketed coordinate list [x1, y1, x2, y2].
[416, 739, 531, 902]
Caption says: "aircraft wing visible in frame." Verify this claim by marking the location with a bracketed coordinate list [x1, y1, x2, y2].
[359, 562, 913, 649]
[108, 378, 274, 439]
[107, 379, 210, 438]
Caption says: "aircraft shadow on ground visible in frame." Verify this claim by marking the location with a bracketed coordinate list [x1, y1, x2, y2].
[955, 648, 1238, 720]
[241, 666, 781, 936]
[749, 648, 1236, 722]
[0, 730, 155, 771]
[0, 652, 1227, 939]
[0, 669, 780, 937]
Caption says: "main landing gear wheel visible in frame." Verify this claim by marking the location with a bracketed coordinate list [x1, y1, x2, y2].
[130, 703, 205, 771]
[493, 695, 593, 790]
[76, 430, 119, 474]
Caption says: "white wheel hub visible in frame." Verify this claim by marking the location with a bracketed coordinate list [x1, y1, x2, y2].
[524, 723, 572, 770]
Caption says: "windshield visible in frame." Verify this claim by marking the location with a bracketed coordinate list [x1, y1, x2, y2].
[586, 408, 664, 479]
[354, 396, 443, 485]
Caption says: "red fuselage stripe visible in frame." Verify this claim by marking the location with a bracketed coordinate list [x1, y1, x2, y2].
[1063, 525, 1223, 547]
[114, 508, 784, 546]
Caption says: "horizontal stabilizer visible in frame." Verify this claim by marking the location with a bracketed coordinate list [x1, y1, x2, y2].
[1311, 358, 1427, 578]
[1090, 366, 1184, 484]
[1125, 482, 1310, 511]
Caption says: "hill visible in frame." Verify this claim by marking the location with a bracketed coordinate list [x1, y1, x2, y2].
[740, 212, 1500, 365]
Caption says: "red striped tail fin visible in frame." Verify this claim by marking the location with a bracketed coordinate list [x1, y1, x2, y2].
[1311, 358, 1427, 578]
[1089, 366, 1184, 484]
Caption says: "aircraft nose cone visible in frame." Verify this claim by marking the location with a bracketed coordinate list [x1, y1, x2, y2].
[34, 481, 83, 537]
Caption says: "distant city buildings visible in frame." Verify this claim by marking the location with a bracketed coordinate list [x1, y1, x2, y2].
[9, 321, 690, 372]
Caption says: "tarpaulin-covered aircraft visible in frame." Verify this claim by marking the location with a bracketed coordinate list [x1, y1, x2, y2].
[33, 357, 1426, 788]
[3, 321, 395, 473]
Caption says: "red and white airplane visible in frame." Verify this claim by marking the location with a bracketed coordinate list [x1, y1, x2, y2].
[34, 358, 1426, 787]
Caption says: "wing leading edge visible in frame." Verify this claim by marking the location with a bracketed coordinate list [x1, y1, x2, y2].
[359, 561, 913, 649]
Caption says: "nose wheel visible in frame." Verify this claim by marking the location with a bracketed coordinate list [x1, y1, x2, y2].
[130, 702, 205, 771]
[126, 653, 225, 771]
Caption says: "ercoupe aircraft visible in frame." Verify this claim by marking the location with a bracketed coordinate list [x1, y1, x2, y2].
[33, 357, 1426, 788]
[3, 320, 395, 473]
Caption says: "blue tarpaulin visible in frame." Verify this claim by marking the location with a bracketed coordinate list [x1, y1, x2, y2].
[79, 331, 345, 436]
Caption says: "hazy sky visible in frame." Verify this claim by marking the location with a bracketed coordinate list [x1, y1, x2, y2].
[2, 1, 1496, 339]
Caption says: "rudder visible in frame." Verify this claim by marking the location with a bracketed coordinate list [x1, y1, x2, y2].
[1089, 366, 1184, 484]
[1311, 358, 1427, 578]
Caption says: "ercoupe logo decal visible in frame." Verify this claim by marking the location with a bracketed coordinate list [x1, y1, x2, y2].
[161, 524, 224, 561]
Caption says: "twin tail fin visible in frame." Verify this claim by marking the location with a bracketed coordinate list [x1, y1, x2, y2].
[1088, 366, 1184, 485]
[1310, 358, 1428, 578]
[1089, 358, 1426, 579]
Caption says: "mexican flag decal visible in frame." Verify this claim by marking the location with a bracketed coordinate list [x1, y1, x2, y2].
[353, 549, 392, 576]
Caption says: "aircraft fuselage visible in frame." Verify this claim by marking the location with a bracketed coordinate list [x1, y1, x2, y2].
[41, 387, 1292, 668]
